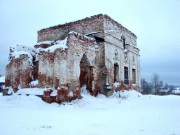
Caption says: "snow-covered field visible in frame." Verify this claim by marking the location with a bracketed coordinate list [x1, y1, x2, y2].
[0, 89, 180, 135]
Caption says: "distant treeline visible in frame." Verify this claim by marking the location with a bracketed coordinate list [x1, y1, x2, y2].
[141, 73, 175, 94]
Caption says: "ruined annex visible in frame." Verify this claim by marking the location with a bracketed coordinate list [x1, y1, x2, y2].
[5, 14, 140, 103]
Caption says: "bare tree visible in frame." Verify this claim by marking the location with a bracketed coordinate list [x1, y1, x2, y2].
[164, 83, 169, 89]
[169, 85, 175, 90]
[159, 81, 164, 88]
[151, 73, 160, 93]
[141, 78, 153, 94]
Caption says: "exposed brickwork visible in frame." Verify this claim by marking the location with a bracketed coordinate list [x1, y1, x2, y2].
[43, 89, 53, 103]
[5, 14, 140, 103]
[38, 14, 104, 42]
[12, 58, 20, 92]
[19, 54, 32, 88]
[33, 61, 39, 80]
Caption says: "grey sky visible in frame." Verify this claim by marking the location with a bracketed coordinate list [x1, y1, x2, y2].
[0, 0, 180, 85]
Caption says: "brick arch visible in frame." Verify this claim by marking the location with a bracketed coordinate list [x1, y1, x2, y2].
[79, 54, 93, 94]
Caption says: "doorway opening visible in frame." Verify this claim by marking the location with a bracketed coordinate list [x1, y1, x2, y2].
[79, 54, 93, 94]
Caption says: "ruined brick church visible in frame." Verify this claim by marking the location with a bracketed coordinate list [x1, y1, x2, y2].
[5, 14, 140, 102]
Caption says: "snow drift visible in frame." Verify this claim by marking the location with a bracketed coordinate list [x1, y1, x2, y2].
[0, 88, 180, 135]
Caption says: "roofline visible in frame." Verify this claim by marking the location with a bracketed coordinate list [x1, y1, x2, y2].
[38, 14, 104, 33]
[38, 14, 137, 38]
[103, 14, 137, 38]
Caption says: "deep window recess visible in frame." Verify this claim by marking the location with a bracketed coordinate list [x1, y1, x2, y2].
[124, 66, 129, 85]
[132, 69, 136, 84]
[114, 63, 119, 82]
[121, 36, 126, 49]
[94, 36, 105, 42]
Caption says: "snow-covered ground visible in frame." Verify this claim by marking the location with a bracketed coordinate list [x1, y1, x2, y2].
[0, 88, 180, 135]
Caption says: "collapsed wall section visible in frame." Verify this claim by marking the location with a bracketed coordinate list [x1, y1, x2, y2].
[5, 54, 33, 92]
[5, 45, 36, 92]
[66, 32, 97, 92]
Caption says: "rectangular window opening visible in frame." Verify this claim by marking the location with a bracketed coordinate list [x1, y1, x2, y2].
[132, 69, 136, 84]
[124, 67, 129, 85]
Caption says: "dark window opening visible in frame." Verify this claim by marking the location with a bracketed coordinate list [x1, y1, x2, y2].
[94, 36, 105, 42]
[124, 67, 129, 85]
[121, 36, 126, 49]
[123, 38, 126, 49]
[114, 63, 119, 82]
[132, 69, 136, 84]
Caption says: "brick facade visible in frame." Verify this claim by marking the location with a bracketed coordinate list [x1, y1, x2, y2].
[5, 14, 140, 103]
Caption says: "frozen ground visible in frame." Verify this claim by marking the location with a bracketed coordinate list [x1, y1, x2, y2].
[0, 88, 180, 135]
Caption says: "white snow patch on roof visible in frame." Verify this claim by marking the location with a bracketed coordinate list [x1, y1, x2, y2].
[9, 45, 36, 65]
[43, 38, 68, 52]
[36, 41, 52, 45]
[13, 51, 32, 59]
[11, 44, 36, 56]
[69, 31, 95, 41]
[85, 31, 102, 35]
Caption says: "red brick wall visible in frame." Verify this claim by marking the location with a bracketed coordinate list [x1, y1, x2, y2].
[11, 58, 20, 92]
[37, 14, 104, 42]
[5, 54, 33, 92]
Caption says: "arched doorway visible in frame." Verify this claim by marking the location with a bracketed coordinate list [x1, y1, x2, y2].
[79, 54, 93, 94]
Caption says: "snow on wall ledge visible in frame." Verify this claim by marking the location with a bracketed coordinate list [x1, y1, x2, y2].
[5, 30, 100, 103]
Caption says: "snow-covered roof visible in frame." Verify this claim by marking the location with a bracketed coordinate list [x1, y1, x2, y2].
[69, 31, 95, 41]
[36, 41, 52, 45]
[159, 88, 169, 93]
[10, 44, 36, 57]
[9, 45, 37, 65]
[12, 51, 33, 62]
[37, 31, 96, 53]
[42, 38, 68, 53]
[9, 31, 96, 64]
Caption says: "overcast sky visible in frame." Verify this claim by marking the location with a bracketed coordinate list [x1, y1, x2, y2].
[0, 0, 180, 85]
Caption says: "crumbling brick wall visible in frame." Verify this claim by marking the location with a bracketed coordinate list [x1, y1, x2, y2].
[37, 32, 100, 95]
[19, 54, 33, 88]
[37, 14, 104, 42]
[5, 54, 33, 92]
[5, 45, 35, 92]
[5, 14, 140, 101]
